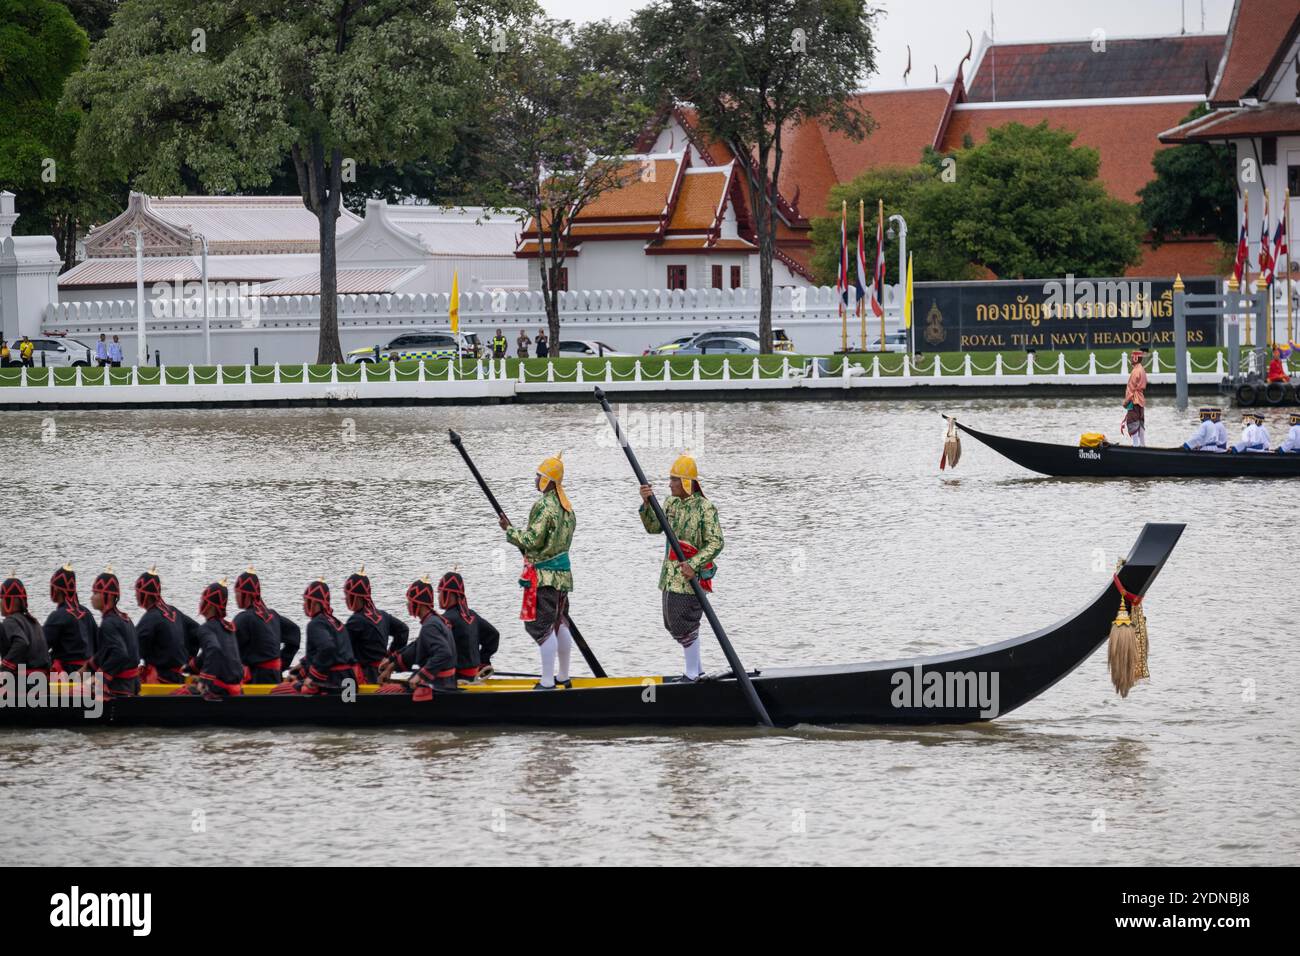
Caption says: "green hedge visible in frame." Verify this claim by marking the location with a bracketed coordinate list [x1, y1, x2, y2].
[0, 348, 1256, 388]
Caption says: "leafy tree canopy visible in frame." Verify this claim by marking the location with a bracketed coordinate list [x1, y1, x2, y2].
[1138, 103, 1236, 246]
[812, 121, 1144, 281]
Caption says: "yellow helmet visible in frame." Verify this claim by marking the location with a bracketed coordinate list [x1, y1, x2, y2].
[670, 452, 699, 494]
[537, 452, 572, 512]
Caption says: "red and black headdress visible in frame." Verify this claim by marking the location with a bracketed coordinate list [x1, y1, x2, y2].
[1, 577, 29, 616]
[344, 568, 381, 624]
[50, 564, 78, 604]
[200, 580, 234, 630]
[135, 568, 176, 621]
[92, 568, 122, 614]
[406, 577, 436, 616]
[236, 568, 273, 622]
[437, 571, 475, 624]
[303, 579, 340, 628]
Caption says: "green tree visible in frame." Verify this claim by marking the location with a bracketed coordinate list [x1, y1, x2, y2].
[0, 0, 118, 269]
[64, 0, 528, 363]
[1139, 105, 1236, 245]
[637, 0, 879, 352]
[486, 18, 651, 343]
[808, 164, 979, 284]
[934, 122, 1141, 279]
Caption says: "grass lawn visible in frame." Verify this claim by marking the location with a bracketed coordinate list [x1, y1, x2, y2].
[0, 346, 1280, 388]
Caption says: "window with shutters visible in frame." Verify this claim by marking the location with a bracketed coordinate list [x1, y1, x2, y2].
[711, 265, 723, 289]
[730, 266, 742, 289]
[548, 266, 568, 292]
[667, 265, 688, 290]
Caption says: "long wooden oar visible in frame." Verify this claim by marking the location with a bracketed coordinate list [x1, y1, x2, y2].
[448, 429, 606, 678]
[592, 387, 773, 727]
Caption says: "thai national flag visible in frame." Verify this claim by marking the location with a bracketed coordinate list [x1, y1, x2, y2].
[1232, 194, 1249, 287]
[837, 204, 849, 315]
[1265, 217, 1286, 287]
[869, 203, 885, 318]
[1258, 194, 1274, 283]
[854, 206, 868, 317]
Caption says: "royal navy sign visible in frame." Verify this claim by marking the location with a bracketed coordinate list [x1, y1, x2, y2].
[911, 276, 1219, 352]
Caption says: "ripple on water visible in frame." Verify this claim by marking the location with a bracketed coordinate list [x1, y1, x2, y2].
[1, 398, 1297, 865]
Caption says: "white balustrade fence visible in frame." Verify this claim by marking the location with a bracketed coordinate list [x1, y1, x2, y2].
[0, 349, 1242, 407]
[42, 284, 904, 366]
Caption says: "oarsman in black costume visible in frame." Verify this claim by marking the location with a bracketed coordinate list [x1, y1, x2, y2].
[438, 571, 500, 681]
[376, 577, 457, 700]
[343, 567, 408, 683]
[233, 568, 290, 684]
[89, 569, 141, 697]
[174, 580, 244, 699]
[44, 564, 97, 675]
[134, 569, 199, 684]
[1, 577, 51, 674]
[278, 580, 357, 695]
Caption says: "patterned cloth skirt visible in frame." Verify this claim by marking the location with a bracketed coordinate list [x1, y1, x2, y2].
[661, 591, 703, 648]
[524, 586, 568, 644]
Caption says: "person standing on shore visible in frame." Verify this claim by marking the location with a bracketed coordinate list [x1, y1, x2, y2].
[108, 335, 124, 367]
[18, 336, 34, 367]
[502, 453, 575, 690]
[95, 335, 109, 367]
[535, 328, 549, 358]
[638, 454, 723, 683]
[516, 329, 531, 358]
[1123, 348, 1148, 447]
[492, 329, 508, 360]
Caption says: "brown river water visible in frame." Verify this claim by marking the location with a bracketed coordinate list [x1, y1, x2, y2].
[0, 396, 1296, 866]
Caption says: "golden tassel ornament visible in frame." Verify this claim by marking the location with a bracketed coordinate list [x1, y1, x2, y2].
[940, 417, 961, 470]
[1107, 594, 1138, 698]
[1130, 596, 1150, 682]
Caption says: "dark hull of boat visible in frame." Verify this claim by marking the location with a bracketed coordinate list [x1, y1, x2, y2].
[957, 421, 1300, 478]
[1, 525, 1183, 729]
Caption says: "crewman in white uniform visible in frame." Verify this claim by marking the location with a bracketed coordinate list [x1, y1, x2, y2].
[1212, 408, 1229, 452]
[1182, 407, 1225, 451]
[1276, 412, 1300, 453]
[1231, 413, 1271, 453]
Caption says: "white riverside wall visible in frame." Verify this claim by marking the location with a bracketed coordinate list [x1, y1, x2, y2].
[42, 285, 903, 365]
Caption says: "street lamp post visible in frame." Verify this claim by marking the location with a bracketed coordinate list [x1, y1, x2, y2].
[887, 214, 908, 353]
[125, 228, 145, 365]
[196, 233, 211, 364]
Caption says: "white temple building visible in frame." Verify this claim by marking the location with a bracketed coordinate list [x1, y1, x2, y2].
[58, 193, 526, 304]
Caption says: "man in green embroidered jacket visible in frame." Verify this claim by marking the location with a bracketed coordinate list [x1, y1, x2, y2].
[638, 452, 723, 682]
[501, 452, 576, 689]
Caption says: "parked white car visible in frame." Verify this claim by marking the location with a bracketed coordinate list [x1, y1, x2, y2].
[6, 335, 94, 367]
[555, 339, 628, 357]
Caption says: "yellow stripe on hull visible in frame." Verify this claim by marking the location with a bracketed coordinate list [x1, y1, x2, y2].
[127, 676, 662, 697]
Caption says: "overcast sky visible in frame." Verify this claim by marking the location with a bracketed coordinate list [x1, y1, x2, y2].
[541, 0, 1234, 89]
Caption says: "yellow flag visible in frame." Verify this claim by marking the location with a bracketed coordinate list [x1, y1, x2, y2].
[450, 271, 460, 333]
[905, 252, 914, 329]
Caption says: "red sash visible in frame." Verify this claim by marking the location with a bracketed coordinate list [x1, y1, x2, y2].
[676, 542, 714, 593]
[199, 672, 243, 695]
[519, 562, 538, 621]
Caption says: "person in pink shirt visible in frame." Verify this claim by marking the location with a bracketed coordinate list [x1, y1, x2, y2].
[1123, 348, 1148, 447]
